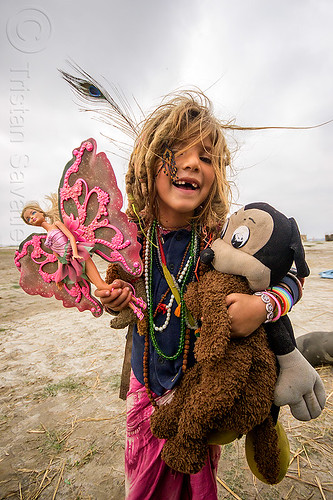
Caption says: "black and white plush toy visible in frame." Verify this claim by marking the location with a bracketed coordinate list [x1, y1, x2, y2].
[202, 202, 326, 421]
[150, 202, 326, 482]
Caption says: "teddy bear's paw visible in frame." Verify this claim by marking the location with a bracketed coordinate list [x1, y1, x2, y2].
[110, 312, 135, 329]
[161, 437, 208, 475]
[150, 408, 178, 439]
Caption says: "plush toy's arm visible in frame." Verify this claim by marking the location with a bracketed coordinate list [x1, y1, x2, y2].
[265, 315, 295, 355]
[265, 318, 326, 420]
[274, 349, 326, 420]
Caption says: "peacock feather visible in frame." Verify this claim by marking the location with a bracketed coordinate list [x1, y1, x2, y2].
[59, 62, 138, 140]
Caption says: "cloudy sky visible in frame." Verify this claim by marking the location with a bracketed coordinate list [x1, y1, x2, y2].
[1, 0, 333, 247]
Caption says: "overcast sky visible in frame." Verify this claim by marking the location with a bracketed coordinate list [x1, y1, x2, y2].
[1, 0, 333, 247]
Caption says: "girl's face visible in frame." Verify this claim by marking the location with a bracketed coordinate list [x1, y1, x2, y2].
[155, 137, 215, 227]
[23, 209, 45, 226]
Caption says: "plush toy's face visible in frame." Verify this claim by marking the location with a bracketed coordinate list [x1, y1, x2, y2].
[210, 207, 275, 291]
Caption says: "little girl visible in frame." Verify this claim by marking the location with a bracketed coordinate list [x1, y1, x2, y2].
[94, 91, 306, 499]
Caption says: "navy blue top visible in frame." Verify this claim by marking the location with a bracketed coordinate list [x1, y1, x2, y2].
[131, 229, 197, 396]
[131, 228, 301, 396]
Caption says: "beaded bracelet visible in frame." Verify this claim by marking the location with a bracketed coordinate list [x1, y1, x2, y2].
[264, 291, 282, 322]
[254, 291, 281, 323]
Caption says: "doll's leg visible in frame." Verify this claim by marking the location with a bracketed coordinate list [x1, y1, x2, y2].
[84, 258, 112, 289]
[85, 259, 145, 320]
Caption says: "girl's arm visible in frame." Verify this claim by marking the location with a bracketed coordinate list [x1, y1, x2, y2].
[226, 272, 302, 337]
[55, 220, 82, 259]
[225, 292, 267, 337]
[53, 250, 61, 267]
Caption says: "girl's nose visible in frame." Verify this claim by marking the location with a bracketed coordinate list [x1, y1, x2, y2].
[179, 150, 200, 171]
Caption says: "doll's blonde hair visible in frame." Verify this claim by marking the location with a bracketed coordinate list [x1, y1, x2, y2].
[21, 193, 60, 225]
[125, 90, 233, 235]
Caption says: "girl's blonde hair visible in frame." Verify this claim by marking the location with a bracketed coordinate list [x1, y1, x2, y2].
[126, 90, 232, 234]
[21, 193, 59, 225]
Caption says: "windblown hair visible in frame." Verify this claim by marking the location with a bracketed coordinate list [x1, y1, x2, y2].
[21, 193, 60, 225]
[61, 65, 330, 234]
[125, 91, 233, 235]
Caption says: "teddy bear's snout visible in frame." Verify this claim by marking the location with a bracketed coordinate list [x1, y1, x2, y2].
[200, 248, 215, 264]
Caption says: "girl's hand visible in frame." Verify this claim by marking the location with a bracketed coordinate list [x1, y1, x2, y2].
[225, 293, 269, 338]
[73, 253, 83, 260]
[94, 279, 133, 312]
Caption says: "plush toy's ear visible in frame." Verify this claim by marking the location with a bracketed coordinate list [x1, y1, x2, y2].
[289, 218, 310, 278]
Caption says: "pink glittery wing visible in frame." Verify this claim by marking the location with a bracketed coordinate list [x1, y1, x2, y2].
[58, 138, 142, 276]
[14, 233, 103, 317]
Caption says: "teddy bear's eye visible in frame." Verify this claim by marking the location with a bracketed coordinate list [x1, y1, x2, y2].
[231, 225, 250, 248]
[220, 219, 229, 239]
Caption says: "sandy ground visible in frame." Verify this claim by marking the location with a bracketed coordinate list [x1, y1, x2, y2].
[0, 243, 332, 499]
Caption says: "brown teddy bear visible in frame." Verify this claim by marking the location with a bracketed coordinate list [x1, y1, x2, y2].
[150, 270, 280, 481]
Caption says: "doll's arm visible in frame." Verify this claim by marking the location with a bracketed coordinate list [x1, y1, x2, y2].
[55, 220, 82, 259]
[52, 251, 64, 289]
[265, 317, 326, 421]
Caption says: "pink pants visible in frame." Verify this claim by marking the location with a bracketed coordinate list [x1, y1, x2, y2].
[125, 372, 221, 500]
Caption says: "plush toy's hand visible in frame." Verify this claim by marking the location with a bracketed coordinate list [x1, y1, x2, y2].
[274, 349, 326, 421]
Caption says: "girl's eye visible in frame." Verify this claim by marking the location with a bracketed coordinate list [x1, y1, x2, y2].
[200, 156, 212, 164]
[231, 226, 250, 248]
[220, 219, 229, 239]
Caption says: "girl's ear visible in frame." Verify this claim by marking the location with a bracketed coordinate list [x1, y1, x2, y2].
[289, 218, 310, 278]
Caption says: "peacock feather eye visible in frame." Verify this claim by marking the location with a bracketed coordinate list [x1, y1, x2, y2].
[89, 85, 102, 97]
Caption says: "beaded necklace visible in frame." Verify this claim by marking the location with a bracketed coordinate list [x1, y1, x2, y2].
[142, 223, 212, 408]
[144, 220, 198, 360]
[143, 227, 207, 409]
[152, 240, 191, 319]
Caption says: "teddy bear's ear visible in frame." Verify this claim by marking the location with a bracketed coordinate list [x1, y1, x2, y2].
[289, 218, 310, 278]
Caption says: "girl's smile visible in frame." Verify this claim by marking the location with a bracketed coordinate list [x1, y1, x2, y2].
[155, 138, 215, 228]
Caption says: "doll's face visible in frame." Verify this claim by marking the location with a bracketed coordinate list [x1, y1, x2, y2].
[23, 209, 45, 226]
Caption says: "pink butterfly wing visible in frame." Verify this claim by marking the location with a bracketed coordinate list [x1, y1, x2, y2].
[14, 233, 103, 317]
[59, 139, 142, 276]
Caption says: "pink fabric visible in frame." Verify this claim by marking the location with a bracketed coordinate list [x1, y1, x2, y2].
[45, 229, 92, 284]
[45, 229, 70, 256]
[125, 372, 220, 500]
